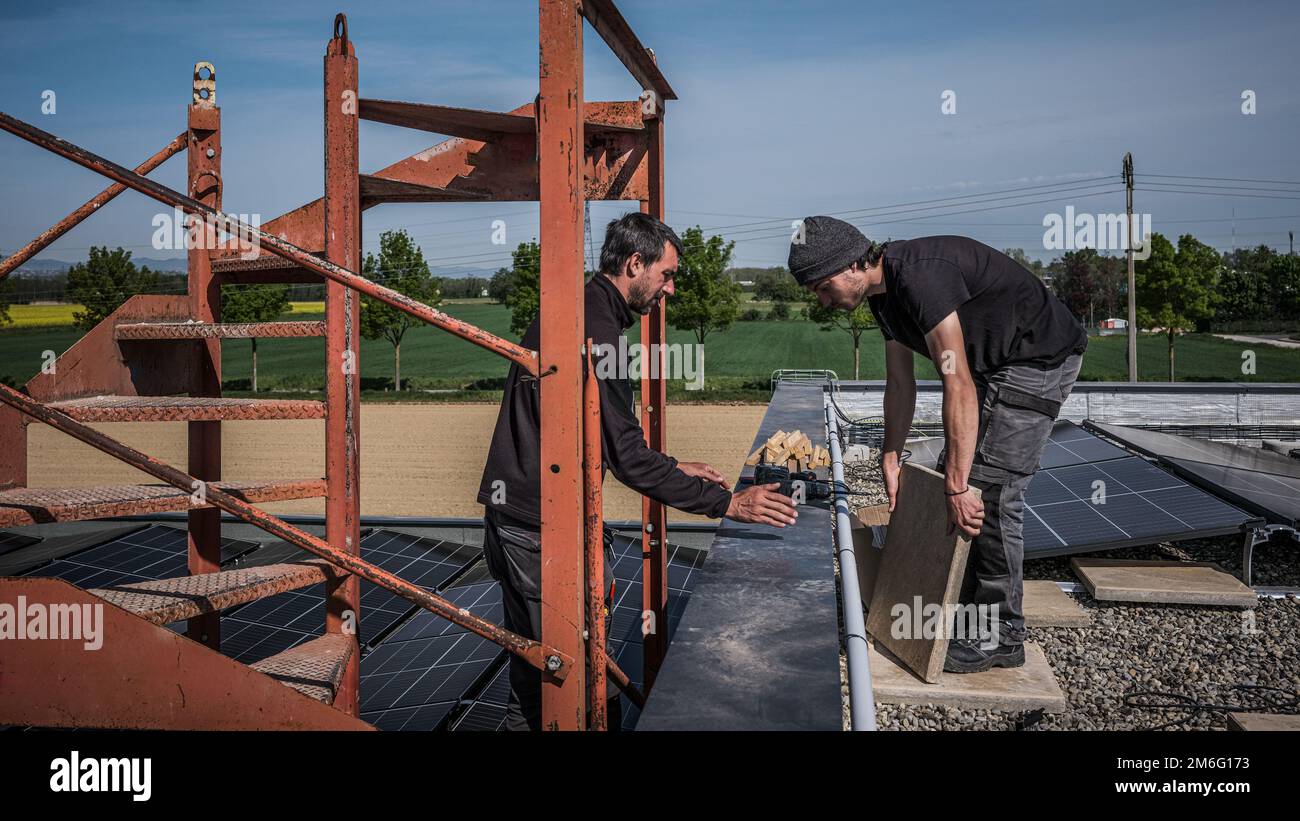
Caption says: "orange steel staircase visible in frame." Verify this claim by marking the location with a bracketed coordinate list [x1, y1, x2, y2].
[0, 2, 673, 730]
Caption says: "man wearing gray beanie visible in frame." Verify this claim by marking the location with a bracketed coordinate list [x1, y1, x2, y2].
[790, 216, 1087, 673]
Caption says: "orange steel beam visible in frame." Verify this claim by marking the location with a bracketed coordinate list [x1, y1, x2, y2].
[581, 0, 677, 100]
[640, 72, 669, 689]
[0, 132, 186, 281]
[0, 383, 576, 678]
[583, 341, 608, 730]
[0, 110, 539, 376]
[323, 15, 363, 717]
[186, 64, 223, 651]
[0, 578, 375, 730]
[538, 0, 588, 731]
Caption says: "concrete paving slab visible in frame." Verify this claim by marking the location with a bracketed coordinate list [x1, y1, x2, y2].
[1023, 580, 1091, 627]
[1227, 712, 1300, 731]
[1072, 559, 1257, 608]
[868, 639, 1066, 713]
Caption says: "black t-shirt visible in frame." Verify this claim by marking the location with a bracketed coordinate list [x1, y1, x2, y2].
[866, 236, 1086, 377]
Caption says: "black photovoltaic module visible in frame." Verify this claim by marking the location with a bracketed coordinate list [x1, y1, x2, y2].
[448, 530, 704, 732]
[21, 523, 257, 589]
[212, 529, 482, 663]
[1088, 421, 1300, 528]
[902, 421, 1258, 557]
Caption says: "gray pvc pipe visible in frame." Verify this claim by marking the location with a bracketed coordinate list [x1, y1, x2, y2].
[825, 401, 877, 731]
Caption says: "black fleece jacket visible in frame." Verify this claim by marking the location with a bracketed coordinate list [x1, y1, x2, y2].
[476, 274, 732, 526]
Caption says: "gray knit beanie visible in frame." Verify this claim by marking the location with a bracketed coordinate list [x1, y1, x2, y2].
[787, 216, 870, 286]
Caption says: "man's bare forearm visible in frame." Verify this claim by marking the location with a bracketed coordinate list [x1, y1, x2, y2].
[882, 377, 915, 467]
[941, 379, 979, 492]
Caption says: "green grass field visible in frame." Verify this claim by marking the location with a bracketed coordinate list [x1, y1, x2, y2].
[2, 301, 1297, 401]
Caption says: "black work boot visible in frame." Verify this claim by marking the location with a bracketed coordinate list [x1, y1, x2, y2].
[943, 638, 1025, 674]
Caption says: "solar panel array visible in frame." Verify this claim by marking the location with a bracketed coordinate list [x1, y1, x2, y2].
[1022, 455, 1254, 556]
[1088, 422, 1300, 528]
[18, 518, 703, 731]
[1088, 421, 1300, 479]
[21, 523, 257, 589]
[1161, 458, 1300, 529]
[359, 571, 503, 730]
[205, 530, 482, 663]
[446, 529, 702, 732]
[901, 421, 1257, 558]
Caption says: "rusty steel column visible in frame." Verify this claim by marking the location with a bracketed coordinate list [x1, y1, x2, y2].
[0, 407, 25, 490]
[583, 341, 607, 730]
[538, 0, 587, 731]
[639, 80, 669, 688]
[324, 15, 362, 717]
[187, 62, 222, 650]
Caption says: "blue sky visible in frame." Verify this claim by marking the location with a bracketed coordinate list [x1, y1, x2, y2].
[1, 0, 1298, 276]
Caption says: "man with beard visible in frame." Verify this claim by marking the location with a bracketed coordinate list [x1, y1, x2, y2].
[479, 211, 798, 729]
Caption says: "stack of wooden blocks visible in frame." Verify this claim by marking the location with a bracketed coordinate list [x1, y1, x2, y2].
[744, 429, 831, 472]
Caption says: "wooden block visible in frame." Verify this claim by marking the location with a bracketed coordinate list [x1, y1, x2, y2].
[1071, 559, 1257, 608]
[868, 639, 1066, 713]
[1227, 712, 1300, 731]
[744, 446, 764, 466]
[865, 463, 979, 683]
[1023, 580, 1090, 628]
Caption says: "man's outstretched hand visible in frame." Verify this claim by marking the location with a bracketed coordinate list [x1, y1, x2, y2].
[677, 461, 731, 489]
[726, 482, 799, 527]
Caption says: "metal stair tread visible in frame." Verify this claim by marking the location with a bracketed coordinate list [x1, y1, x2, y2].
[88, 560, 332, 624]
[45, 395, 326, 422]
[114, 321, 326, 339]
[0, 479, 327, 527]
[249, 633, 356, 705]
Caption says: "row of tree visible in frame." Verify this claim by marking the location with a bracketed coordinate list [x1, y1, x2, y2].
[7, 227, 1296, 387]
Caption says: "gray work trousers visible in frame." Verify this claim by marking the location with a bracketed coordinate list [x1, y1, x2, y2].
[481, 506, 621, 731]
[937, 353, 1083, 646]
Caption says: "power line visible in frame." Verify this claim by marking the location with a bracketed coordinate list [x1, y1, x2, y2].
[1139, 172, 1300, 187]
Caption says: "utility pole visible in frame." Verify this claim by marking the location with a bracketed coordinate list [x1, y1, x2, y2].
[1290, 230, 1294, 256]
[1124, 152, 1137, 382]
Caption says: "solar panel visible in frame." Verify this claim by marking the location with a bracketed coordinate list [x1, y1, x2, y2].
[445, 530, 704, 732]
[24, 523, 258, 589]
[209, 529, 483, 662]
[358, 579, 503, 730]
[1038, 421, 1131, 468]
[1161, 457, 1300, 528]
[1088, 422, 1300, 480]
[450, 701, 509, 732]
[894, 422, 1258, 558]
[906, 420, 1129, 472]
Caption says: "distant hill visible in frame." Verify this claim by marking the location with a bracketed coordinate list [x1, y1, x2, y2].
[11, 256, 190, 276]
